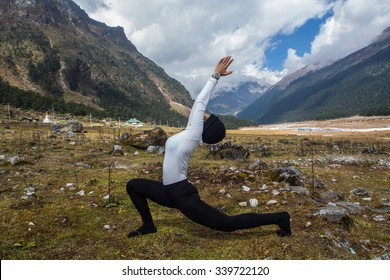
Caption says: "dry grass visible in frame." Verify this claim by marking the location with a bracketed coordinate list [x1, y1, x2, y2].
[0, 119, 389, 260]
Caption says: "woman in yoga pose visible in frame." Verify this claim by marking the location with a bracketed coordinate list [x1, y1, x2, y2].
[126, 56, 291, 238]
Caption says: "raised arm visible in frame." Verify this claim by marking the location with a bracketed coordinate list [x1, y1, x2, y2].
[185, 56, 234, 140]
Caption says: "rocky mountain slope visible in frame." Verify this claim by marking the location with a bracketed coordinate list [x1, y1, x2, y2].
[208, 82, 268, 116]
[238, 26, 390, 124]
[0, 0, 193, 123]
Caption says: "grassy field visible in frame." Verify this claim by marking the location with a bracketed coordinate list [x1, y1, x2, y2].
[0, 119, 389, 260]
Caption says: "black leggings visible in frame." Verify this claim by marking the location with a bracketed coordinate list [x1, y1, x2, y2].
[126, 178, 290, 233]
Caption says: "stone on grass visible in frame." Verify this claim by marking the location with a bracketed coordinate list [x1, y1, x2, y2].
[350, 187, 369, 197]
[249, 198, 259, 207]
[314, 205, 348, 222]
[266, 200, 278, 205]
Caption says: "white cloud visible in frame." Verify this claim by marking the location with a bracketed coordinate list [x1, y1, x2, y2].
[74, 0, 390, 97]
[284, 0, 390, 72]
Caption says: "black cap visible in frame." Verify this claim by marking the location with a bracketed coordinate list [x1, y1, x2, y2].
[202, 114, 226, 144]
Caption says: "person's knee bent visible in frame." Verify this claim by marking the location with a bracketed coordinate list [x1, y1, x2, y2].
[126, 178, 141, 194]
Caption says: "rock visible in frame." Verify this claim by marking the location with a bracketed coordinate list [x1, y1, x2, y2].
[266, 199, 278, 205]
[239, 202, 247, 207]
[313, 179, 325, 189]
[269, 166, 304, 186]
[314, 205, 348, 222]
[305, 222, 312, 228]
[219, 165, 229, 172]
[8, 156, 20, 165]
[25, 187, 35, 197]
[241, 185, 250, 192]
[66, 183, 76, 191]
[248, 158, 269, 171]
[350, 188, 369, 197]
[318, 190, 345, 203]
[208, 141, 250, 161]
[260, 184, 268, 190]
[362, 197, 372, 201]
[120, 127, 167, 149]
[66, 120, 83, 132]
[375, 253, 390, 260]
[272, 190, 280, 196]
[51, 120, 83, 134]
[103, 224, 111, 230]
[336, 202, 364, 214]
[114, 162, 128, 170]
[373, 215, 385, 222]
[362, 147, 379, 154]
[249, 198, 258, 207]
[118, 133, 131, 142]
[76, 190, 85, 196]
[146, 146, 165, 154]
[288, 186, 310, 195]
[109, 145, 124, 156]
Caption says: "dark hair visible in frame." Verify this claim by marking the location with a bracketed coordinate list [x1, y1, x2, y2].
[202, 114, 226, 144]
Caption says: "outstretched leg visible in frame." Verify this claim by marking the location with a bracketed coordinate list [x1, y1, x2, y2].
[126, 178, 172, 237]
[166, 182, 291, 236]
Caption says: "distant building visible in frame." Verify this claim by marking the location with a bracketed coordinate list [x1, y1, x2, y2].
[126, 118, 143, 126]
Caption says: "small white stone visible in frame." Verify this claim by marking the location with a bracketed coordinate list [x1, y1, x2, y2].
[266, 199, 278, 205]
[249, 198, 258, 207]
[373, 215, 385, 222]
[134, 151, 139, 156]
[305, 222, 312, 228]
[226, 194, 232, 199]
[239, 202, 247, 207]
[76, 190, 85, 196]
[362, 197, 372, 201]
[219, 189, 226, 194]
[272, 190, 280, 196]
[103, 224, 111, 230]
[327, 202, 337, 206]
[260, 184, 268, 190]
[66, 183, 76, 190]
[28, 222, 35, 227]
[242, 185, 250, 192]
[103, 194, 110, 200]
[88, 191, 94, 195]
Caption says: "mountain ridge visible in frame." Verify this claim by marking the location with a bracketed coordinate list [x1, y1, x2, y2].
[237, 26, 390, 124]
[0, 0, 193, 123]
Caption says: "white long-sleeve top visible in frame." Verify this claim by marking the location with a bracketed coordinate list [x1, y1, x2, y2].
[163, 77, 218, 185]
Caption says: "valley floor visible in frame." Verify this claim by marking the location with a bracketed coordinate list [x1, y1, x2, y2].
[0, 116, 389, 260]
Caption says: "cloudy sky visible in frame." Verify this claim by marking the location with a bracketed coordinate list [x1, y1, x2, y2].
[73, 0, 390, 96]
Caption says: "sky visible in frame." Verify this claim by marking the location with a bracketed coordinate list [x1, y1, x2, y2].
[73, 0, 390, 97]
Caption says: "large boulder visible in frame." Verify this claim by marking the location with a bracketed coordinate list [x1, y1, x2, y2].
[269, 166, 304, 186]
[120, 127, 167, 149]
[208, 141, 250, 161]
[51, 120, 83, 134]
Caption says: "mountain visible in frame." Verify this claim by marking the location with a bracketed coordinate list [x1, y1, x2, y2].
[207, 82, 269, 115]
[0, 0, 193, 123]
[238, 26, 390, 124]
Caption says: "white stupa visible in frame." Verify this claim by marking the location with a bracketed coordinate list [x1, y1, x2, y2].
[43, 112, 52, 124]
